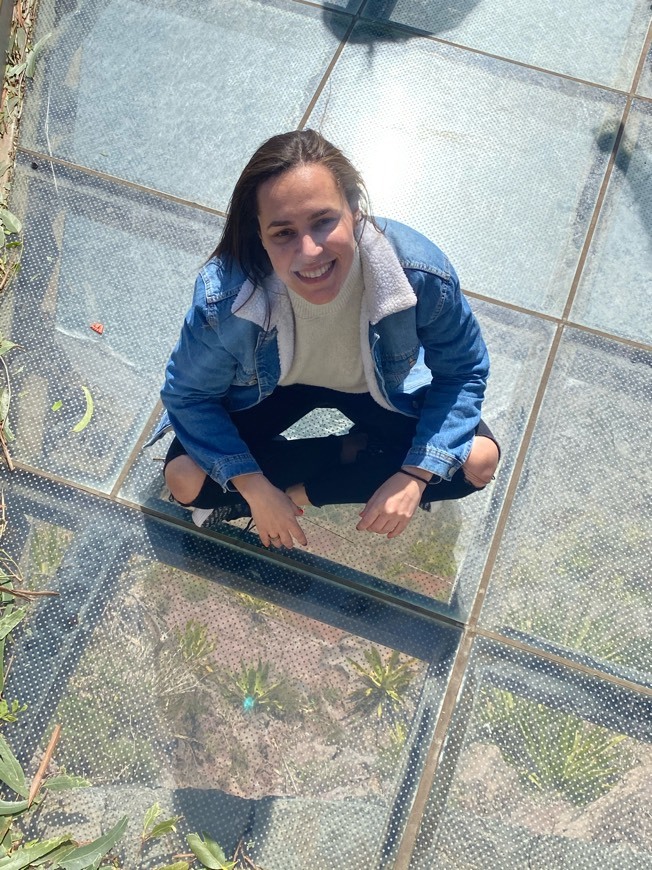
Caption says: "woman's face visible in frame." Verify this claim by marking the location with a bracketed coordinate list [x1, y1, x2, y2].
[257, 163, 358, 305]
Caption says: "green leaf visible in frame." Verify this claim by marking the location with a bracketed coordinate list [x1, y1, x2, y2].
[44, 773, 91, 791]
[187, 832, 235, 869]
[24, 33, 52, 79]
[4, 63, 27, 79]
[142, 802, 162, 837]
[146, 818, 179, 841]
[0, 340, 18, 358]
[0, 800, 28, 817]
[155, 864, 189, 870]
[13, 27, 26, 55]
[0, 731, 28, 798]
[71, 386, 94, 433]
[0, 211, 21, 235]
[56, 816, 128, 870]
[0, 389, 9, 425]
[51, 400, 63, 412]
[30, 844, 76, 866]
[0, 608, 26, 641]
[0, 836, 70, 869]
[0, 636, 4, 693]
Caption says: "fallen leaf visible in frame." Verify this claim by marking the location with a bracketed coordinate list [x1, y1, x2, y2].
[71, 387, 94, 433]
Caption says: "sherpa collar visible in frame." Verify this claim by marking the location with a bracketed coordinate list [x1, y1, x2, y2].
[230, 221, 417, 408]
[230, 220, 417, 329]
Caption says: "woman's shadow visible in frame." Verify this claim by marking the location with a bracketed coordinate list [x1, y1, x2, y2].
[322, 0, 483, 47]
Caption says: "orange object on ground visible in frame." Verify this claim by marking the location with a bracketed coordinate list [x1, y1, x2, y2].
[90, 322, 104, 335]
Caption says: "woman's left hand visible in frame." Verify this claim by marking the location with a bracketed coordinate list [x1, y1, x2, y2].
[356, 473, 426, 539]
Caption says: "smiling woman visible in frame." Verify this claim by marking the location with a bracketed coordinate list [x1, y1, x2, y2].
[157, 129, 500, 549]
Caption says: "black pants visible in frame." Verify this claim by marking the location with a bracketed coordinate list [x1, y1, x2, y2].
[165, 385, 499, 509]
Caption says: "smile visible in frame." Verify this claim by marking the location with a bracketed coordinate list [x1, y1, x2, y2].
[295, 261, 335, 280]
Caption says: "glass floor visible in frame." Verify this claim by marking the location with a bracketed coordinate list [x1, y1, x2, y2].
[0, 0, 650, 867]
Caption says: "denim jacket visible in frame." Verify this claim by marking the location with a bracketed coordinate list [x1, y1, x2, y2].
[153, 218, 489, 489]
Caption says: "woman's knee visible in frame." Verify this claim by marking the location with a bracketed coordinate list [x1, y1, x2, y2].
[164, 455, 206, 505]
[462, 435, 499, 489]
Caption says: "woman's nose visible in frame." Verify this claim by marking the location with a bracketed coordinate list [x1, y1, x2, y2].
[299, 233, 323, 257]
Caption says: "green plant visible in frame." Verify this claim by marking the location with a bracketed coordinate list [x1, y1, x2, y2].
[231, 590, 281, 621]
[26, 521, 71, 581]
[220, 660, 288, 716]
[187, 831, 236, 869]
[480, 687, 633, 806]
[347, 647, 418, 723]
[0, 698, 27, 723]
[175, 619, 216, 675]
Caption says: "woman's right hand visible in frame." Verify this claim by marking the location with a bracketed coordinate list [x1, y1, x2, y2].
[232, 473, 307, 549]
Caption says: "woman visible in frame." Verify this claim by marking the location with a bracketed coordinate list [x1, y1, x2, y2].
[158, 130, 499, 549]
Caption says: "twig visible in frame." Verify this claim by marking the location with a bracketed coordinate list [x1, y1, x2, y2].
[234, 838, 266, 870]
[28, 722, 61, 806]
[0, 491, 6, 539]
[0, 357, 14, 472]
[0, 587, 59, 600]
[3, 653, 14, 685]
[269, 736, 298, 795]
[44, 83, 58, 193]
[0, 426, 13, 473]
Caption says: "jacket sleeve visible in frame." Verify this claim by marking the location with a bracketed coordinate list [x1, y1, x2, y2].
[402, 266, 489, 480]
[160, 273, 262, 489]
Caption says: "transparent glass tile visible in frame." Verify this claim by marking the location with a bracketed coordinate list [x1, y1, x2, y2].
[637, 46, 652, 98]
[120, 301, 554, 619]
[571, 101, 652, 344]
[1, 470, 459, 869]
[410, 638, 652, 869]
[308, 26, 625, 314]
[20, 0, 346, 209]
[362, 0, 650, 88]
[481, 330, 652, 682]
[0, 153, 221, 490]
[314, 0, 363, 10]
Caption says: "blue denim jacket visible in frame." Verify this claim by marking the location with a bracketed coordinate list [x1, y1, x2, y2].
[154, 218, 489, 489]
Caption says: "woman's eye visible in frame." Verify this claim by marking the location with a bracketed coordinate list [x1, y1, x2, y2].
[273, 229, 294, 239]
[316, 217, 336, 228]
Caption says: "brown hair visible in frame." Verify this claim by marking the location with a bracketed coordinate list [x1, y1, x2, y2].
[211, 129, 374, 285]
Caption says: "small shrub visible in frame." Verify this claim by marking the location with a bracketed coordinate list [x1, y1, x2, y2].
[347, 647, 417, 723]
[480, 687, 633, 806]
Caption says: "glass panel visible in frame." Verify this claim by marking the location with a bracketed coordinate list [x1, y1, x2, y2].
[571, 101, 652, 344]
[0, 153, 221, 490]
[410, 638, 652, 869]
[2, 470, 459, 869]
[308, 25, 625, 314]
[480, 330, 652, 682]
[120, 301, 555, 619]
[637, 47, 652, 97]
[362, 0, 650, 88]
[20, 0, 345, 209]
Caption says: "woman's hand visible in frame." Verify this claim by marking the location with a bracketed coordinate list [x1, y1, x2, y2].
[357, 472, 426, 539]
[232, 473, 307, 549]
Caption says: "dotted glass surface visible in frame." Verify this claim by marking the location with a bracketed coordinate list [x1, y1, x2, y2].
[0, 153, 220, 490]
[571, 101, 652, 344]
[410, 638, 652, 869]
[309, 25, 625, 314]
[481, 330, 652, 682]
[362, 0, 650, 88]
[638, 46, 652, 98]
[19, 0, 346, 210]
[120, 300, 554, 619]
[1, 470, 459, 869]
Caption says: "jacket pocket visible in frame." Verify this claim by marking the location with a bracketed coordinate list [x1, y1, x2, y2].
[380, 345, 420, 389]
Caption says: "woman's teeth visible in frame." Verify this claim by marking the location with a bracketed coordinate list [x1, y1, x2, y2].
[297, 262, 333, 279]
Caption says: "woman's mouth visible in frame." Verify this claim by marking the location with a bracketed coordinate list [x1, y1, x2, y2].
[294, 260, 335, 282]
